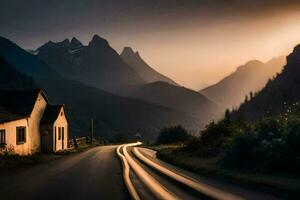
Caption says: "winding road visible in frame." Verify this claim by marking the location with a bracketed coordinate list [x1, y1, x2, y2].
[0, 144, 281, 200]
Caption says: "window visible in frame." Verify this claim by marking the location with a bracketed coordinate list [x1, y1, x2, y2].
[0, 130, 5, 143]
[16, 127, 26, 144]
[58, 127, 61, 140]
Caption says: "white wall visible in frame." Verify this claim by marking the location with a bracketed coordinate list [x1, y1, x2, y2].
[27, 92, 47, 153]
[53, 107, 69, 151]
[0, 119, 30, 155]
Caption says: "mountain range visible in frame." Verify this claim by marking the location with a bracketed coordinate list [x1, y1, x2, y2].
[200, 57, 285, 110]
[0, 36, 204, 140]
[36, 35, 145, 92]
[35, 35, 221, 125]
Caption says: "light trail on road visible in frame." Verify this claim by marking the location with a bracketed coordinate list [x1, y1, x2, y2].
[133, 147, 243, 200]
[117, 142, 245, 200]
[121, 142, 179, 200]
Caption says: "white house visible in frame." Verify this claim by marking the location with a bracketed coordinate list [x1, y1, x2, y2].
[0, 89, 69, 155]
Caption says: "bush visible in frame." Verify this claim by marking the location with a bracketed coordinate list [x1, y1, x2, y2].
[221, 133, 256, 169]
[182, 119, 251, 157]
[222, 116, 300, 173]
[0, 144, 15, 156]
[156, 125, 189, 144]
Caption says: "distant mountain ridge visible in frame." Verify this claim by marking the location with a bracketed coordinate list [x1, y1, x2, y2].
[126, 81, 222, 124]
[233, 45, 300, 120]
[200, 57, 285, 110]
[120, 47, 178, 85]
[36, 35, 145, 92]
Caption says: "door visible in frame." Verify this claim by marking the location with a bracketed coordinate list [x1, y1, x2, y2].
[41, 127, 53, 153]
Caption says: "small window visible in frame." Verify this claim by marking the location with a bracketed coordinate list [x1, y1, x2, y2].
[0, 130, 5, 143]
[58, 127, 61, 140]
[16, 127, 26, 144]
[60, 112, 63, 116]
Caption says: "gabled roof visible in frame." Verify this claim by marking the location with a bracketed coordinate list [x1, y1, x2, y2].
[0, 89, 48, 123]
[41, 104, 69, 124]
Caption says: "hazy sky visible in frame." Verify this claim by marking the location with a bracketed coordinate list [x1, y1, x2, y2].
[1, 0, 300, 89]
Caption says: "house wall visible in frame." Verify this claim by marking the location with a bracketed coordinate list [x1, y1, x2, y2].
[0, 119, 30, 155]
[27, 92, 47, 154]
[53, 107, 69, 151]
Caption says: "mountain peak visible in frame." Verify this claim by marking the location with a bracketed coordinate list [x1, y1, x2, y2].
[70, 37, 83, 49]
[236, 60, 264, 72]
[122, 46, 135, 55]
[70, 37, 81, 45]
[58, 39, 70, 47]
[89, 34, 109, 47]
[121, 46, 142, 60]
[245, 60, 263, 66]
[120, 46, 178, 86]
[45, 40, 55, 46]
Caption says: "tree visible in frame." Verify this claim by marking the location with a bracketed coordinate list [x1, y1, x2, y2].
[224, 109, 231, 121]
[244, 94, 249, 102]
[249, 91, 254, 99]
[156, 125, 189, 144]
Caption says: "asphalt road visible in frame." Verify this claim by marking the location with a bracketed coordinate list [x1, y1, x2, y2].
[0, 145, 130, 200]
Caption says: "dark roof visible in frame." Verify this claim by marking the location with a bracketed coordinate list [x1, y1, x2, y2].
[41, 105, 69, 123]
[0, 89, 47, 123]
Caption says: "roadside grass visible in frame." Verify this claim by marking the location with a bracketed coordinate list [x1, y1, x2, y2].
[154, 145, 300, 199]
[0, 153, 61, 172]
[0, 138, 104, 172]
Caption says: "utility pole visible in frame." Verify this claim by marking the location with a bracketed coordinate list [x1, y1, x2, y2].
[91, 118, 94, 145]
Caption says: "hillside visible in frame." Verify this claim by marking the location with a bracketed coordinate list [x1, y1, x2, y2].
[200, 58, 285, 110]
[0, 37, 60, 80]
[120, 47, 178, 85]
[0, 36, 201, 140]
[36, 35, 145, 92]
[0, 55, 35, 89]
[233, 44, 300, 120]
[126, 81, 222, 123]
